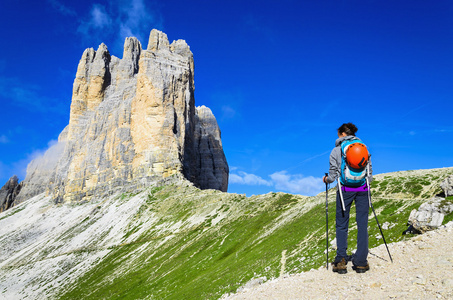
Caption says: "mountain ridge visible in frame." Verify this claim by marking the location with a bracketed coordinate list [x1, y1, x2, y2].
[1, 167, 452, 299]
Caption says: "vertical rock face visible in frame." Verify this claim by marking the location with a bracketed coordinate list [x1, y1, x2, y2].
[0, 176, 22, 212]
[15, 29, 228, 205]
[193, 106, 229, 191]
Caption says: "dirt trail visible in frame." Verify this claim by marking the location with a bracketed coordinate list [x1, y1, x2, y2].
[224, 222, 453, 299]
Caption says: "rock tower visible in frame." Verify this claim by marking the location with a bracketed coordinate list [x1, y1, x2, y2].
[15, 29, 228, 204]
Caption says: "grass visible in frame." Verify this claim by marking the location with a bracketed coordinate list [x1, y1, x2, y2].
[0, 204, 27, 221]
[5, 167, 453, 299]
[59, 191, 329, 299]
[58, 187, 430, 300]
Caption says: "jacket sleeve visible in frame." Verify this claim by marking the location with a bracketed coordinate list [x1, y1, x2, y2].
[325, 147, 341, 184]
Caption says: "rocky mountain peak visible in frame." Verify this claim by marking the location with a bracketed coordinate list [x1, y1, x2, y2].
[12, 29, 228, 206]
[147, 29, 170, 51]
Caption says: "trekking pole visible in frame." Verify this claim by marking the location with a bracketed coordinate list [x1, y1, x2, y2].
[337, 179, 346, 217]
[325, 173, 329, 270]
[366, 177, 393, 263]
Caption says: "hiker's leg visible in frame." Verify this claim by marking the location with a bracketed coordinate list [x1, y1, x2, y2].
[354, 191, 369, 266]
[335, 190, 354, 260]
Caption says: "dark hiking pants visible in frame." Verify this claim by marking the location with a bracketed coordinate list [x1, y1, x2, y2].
[335, 190, 369, 266]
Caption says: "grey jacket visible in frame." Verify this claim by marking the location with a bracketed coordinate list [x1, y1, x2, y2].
[325, 135, 373, 184]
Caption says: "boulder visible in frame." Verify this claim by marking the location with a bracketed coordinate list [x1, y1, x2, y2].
[406, 197, 453, 233]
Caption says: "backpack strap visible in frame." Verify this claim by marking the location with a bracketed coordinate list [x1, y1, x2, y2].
[340, 137, 361, 155]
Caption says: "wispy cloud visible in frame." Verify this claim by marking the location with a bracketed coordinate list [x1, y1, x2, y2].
[283, 150, 331, 172]
[0, 135, 9, 144]
[320, 99, 340, 119]
[395, 127, 453, 137]
[2, 140, 65, 182]
[47, 0, 76, 16]
[25, 140, 66, 176]
[91, 4, 112, 28]
[221, 105, 237, 120]
[229, 169, 324, 196]
[211, 90, 244, 122]
[77, 0, 163, 54]
[0, 77, 67, 114]
[118, 0, 161, 43]
[78, 4, 112, 36]
[398, 103, 429, 120]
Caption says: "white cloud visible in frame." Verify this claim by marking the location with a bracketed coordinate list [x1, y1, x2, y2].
[24, 140, 65, 176]
[118, 0, 155, 42]
[229, 169, 324, 196]
[269, 171, 324, 196]
[77, 0, 163, 54]
[47, 0, 163, 55]
[14, 140, 65, 182]
[229, 171, 272, 186]
[0, 140, 65, 183]
[78, 4, 112, 36]
[91, 4, 112, 28]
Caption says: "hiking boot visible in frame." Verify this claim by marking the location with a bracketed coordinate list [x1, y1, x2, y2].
[352, 264, 370, 273]
[332, 258, 347, 274]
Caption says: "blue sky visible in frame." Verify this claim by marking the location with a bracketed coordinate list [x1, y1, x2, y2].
[1, 0, 453, 196]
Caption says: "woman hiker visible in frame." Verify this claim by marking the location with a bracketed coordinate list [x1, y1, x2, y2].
[323, 122, 372, 274]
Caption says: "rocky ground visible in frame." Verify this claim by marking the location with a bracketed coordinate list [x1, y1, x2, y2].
[224, 222, 453, 300]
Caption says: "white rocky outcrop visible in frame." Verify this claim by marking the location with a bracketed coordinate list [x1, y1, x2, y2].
[407, 197, 453, 233]
[440, 175, 453, 197]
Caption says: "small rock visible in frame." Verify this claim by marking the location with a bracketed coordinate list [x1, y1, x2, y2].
[330, 237, 337, 250]
[418, 243, 432, 250]
[412, 275, 426, 285]
[436, 259, 452, 267]
[442, 278, 453, 288]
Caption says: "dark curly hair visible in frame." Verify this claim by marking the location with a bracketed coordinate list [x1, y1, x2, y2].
[338, 122, 358, 136]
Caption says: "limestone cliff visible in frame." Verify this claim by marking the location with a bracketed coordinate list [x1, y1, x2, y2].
[15, 29, 228, 204]
[0, 176, 22, 212]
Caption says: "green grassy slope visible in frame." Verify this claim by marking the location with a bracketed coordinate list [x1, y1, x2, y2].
[56, 168, 453, 300]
